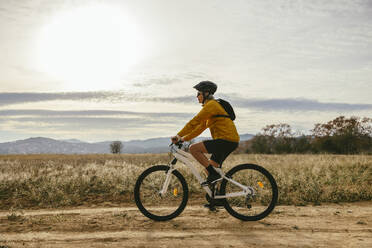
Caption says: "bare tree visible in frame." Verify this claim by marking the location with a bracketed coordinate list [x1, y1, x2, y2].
[110, 141, 123, 154]
[262, 123, 294, 138]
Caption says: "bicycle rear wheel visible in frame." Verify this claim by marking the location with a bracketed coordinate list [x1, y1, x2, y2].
[220, 164, 278, 221]
[134, 165, 188, 221]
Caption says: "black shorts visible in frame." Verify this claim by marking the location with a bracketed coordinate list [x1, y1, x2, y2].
[203, 139, 239, 166]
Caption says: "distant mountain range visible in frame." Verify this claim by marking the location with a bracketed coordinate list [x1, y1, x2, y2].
[0, 134, 254, 154]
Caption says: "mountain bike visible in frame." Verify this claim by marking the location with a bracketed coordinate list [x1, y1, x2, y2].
[134, 142, 278, 221]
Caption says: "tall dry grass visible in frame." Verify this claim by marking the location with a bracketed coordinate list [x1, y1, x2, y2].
[0, 153, 371, 209]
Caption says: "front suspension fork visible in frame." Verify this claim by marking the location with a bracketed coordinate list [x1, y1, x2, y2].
[159, 166, 175, 197]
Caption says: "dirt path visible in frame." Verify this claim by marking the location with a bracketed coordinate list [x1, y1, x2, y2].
[0, 202, 371, 248]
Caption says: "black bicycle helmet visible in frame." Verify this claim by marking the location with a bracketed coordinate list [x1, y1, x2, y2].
[193, 81, 217, 95]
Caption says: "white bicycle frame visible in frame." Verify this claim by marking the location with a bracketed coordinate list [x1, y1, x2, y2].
[159, 144, 254, 199]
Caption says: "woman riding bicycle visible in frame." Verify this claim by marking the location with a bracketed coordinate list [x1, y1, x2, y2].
[136, 84, 277, 219]
[171, 81, 240, 186]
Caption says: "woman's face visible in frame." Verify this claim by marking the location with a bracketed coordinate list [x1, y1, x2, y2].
[197, 91, 203, 103]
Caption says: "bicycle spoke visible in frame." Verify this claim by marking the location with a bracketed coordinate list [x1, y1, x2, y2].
[221, 164, 278, 221]
[134, 165, 188, 221]
[140, 171, 183, 208]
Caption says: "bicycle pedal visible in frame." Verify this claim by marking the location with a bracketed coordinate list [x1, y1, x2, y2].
[203, 203, 219, 212]
[206, 206, 218, 212]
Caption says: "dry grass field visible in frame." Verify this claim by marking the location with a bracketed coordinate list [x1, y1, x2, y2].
[0, 153, 371, 247]
[0, 153, 371, 209]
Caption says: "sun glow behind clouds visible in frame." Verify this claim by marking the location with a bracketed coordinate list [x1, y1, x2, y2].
[35, 4, 146, 91]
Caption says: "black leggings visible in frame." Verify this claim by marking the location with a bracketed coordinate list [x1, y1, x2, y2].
[203, 139, 239, 166]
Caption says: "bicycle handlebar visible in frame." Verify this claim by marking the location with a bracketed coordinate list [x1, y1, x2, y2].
[169, 140, 184, 149]
[169, 141, 184, 165]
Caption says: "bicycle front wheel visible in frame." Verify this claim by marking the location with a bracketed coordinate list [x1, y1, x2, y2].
[134, 165, 188, 221]
[220, 164, 278, 221]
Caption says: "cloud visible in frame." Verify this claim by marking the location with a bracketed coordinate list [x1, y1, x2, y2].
[1, 92, 371, 112]
[140, 94, 372, 112]
[0, 91, 136, 106]
[0, 109, 193, 139]
[145, 96, 195, 104]
[230, 97, 372, 112]
[0, 108, 195, 142]
[132, 77, 180, 87]
[1, 117, 156, 128]
[0, 109, 193, 119]
[0, 91, 196, 106]
[132, 72, 206, 87]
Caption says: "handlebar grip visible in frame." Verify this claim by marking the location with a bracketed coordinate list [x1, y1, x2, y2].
[176, 140, 184, 148]
[169, 141, 184, 148]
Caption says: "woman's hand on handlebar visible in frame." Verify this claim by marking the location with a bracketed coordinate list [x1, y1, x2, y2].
[171, 135, 184, 144]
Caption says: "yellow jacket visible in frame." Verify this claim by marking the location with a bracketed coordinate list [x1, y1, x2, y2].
[177, 99, 240, 142]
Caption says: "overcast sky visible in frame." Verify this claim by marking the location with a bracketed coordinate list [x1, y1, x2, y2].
[0, 0, 371, 142]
